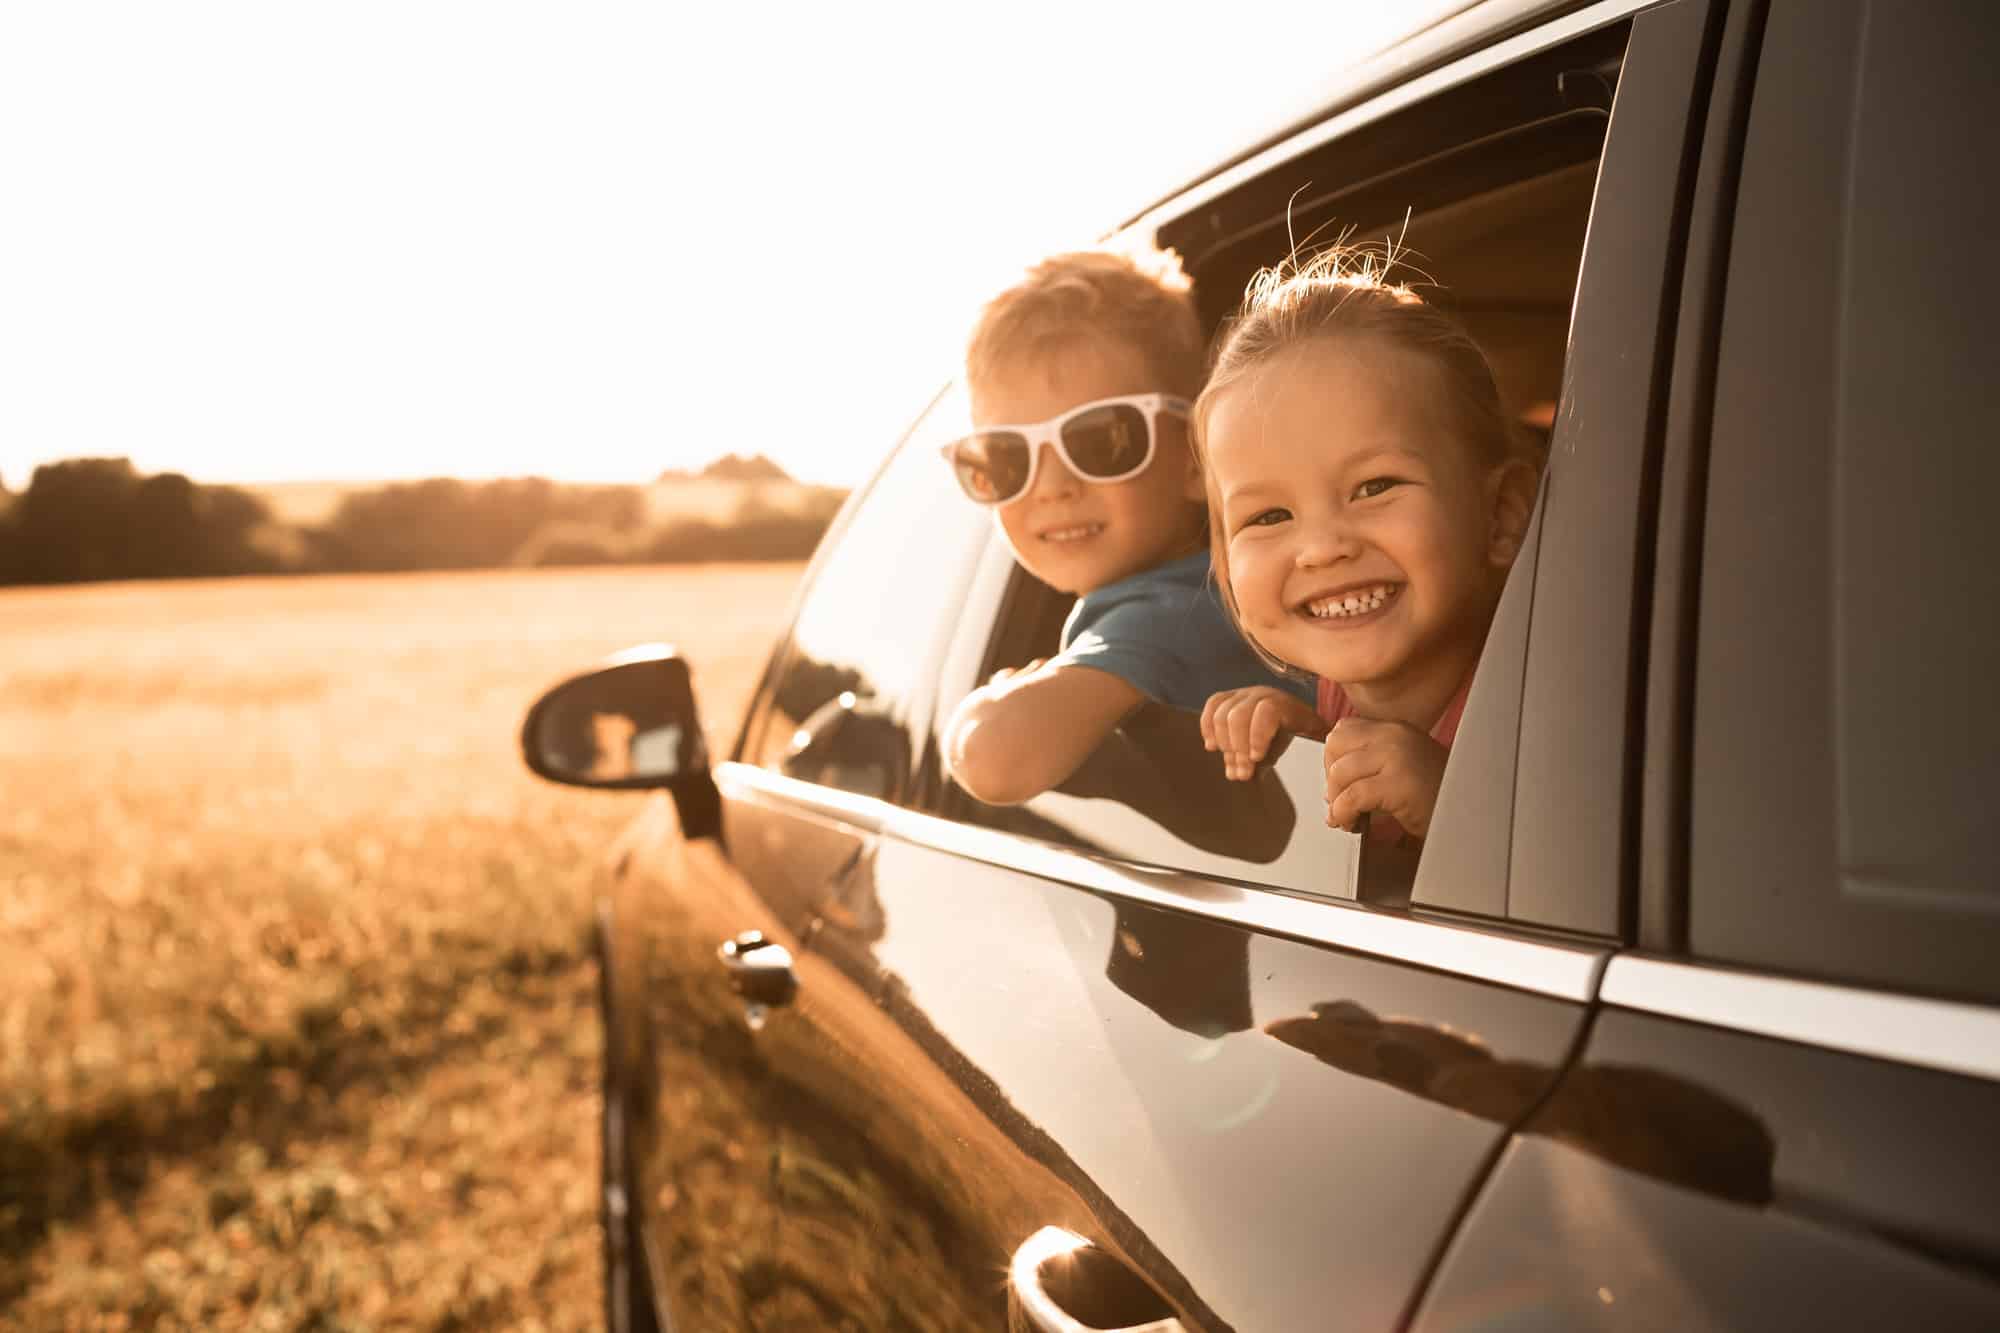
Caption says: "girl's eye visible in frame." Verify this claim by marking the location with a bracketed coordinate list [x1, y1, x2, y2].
[1244, 507, 1291, 529]
[1354, 477, 1404, 500]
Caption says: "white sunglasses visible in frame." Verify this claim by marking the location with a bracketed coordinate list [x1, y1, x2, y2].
[940, 393, 1190, 506]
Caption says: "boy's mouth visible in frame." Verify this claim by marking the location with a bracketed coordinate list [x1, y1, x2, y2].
[1298, 582, 1400, 621]
[1039, 523, 1105, 545]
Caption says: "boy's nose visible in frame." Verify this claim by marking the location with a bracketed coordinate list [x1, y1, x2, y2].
[1025, 441, 1080, 500]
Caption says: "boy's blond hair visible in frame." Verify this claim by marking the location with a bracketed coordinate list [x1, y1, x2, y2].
[966, 245, 1206, 399]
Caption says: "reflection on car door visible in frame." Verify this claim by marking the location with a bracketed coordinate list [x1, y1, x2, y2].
[797, 823, 1600, 1330]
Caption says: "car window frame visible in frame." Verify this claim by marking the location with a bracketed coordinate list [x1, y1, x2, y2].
[924, 0, 1726, 945]
[1492, 0, 1727, 939]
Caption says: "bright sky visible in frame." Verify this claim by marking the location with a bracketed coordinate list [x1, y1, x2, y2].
[1, 2, 1462, 490]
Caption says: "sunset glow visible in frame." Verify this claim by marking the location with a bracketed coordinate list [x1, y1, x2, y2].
[1, 2, 1461, 490]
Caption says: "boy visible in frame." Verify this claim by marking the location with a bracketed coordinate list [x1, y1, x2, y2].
[940, 246, 1310, 806]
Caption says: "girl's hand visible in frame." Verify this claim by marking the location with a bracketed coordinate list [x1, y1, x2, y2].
[1322, 718, 1450, 837]
[1201, 686, 1326, 781]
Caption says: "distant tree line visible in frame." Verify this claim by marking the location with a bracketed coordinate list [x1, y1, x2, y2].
[0, 456, 846, 586]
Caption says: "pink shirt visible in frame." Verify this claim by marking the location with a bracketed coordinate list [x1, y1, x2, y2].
[1315, 675, 1473, 845]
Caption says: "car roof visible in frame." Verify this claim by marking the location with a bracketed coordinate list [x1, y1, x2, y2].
[1114, 0, 1595, 233]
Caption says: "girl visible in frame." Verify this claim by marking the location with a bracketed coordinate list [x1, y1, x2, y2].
[1195, 254, 1538, 843]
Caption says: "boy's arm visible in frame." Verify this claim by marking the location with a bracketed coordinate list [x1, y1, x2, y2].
[945, 661, 1146, 806]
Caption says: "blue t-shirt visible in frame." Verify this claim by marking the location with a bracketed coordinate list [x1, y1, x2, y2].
[1053, 551, 1313, 712]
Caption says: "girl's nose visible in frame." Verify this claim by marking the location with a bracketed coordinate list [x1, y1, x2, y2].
[1025, 440, 1080, 501]
[1294, 516, 1363, 568]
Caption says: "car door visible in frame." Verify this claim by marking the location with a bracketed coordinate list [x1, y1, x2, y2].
[605, 392, 994, 1329]
[704, 3, 1726, 1328]
[1413, 3, 2000, 1327]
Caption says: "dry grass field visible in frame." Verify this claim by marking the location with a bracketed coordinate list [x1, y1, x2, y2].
[0, 564, 804, 1331]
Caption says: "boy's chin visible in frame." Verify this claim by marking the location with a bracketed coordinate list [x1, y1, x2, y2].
[1010, 531, 1186, 597]
[1009, 546, 1103, 597]
[1024, 562, 1092, 596]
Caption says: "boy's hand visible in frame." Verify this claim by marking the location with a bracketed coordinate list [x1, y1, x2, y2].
[986, 658, 1048, 687]
[1322, 718, 1449, 838]
[1201, 686, 1326, 781]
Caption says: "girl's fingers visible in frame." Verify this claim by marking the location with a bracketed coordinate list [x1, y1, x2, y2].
[1326, 776, 1384, 830]
[1323, 747, 1387, 801]
[1219, 704, 1246, 778]
[1203, 693, 1251, 776]
[1321, 715, 1387, 762]
[1248, 699, 1287, 761]
[1200, 691, 1235, 750]
[1223, 702, 1250, 757]
[1206, 688, 1320, 779]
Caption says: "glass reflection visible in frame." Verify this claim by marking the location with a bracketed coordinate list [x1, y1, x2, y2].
[751, 388, 990, 803]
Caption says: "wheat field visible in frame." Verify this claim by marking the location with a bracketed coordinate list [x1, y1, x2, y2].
[1, 564, 804, 1330]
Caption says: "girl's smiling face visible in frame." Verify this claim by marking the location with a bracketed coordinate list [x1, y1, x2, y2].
[1205, 338, 1525, 713]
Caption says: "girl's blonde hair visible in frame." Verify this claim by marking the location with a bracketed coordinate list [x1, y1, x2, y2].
[1190, 247, 1524, 677]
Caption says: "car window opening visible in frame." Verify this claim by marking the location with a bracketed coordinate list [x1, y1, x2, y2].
[956, 23, 1628, 912]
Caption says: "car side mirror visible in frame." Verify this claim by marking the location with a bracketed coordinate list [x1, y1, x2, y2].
[520, 644, 722, 838]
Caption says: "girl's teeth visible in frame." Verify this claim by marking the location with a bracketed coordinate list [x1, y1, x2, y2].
[1045, 525, 1101, 543]
[1309, 586, 1392, 618]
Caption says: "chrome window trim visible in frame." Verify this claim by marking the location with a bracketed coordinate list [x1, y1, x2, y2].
[1601, 955, 2000, 1084]
[719, 761, 892, 835]
[716, 761, 1605, 1002]
[1122, 0, 1654, 242]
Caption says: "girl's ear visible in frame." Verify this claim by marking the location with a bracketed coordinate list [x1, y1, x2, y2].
[1485, 459, 1539, 568]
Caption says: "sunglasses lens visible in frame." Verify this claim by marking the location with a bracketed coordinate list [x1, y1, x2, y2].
[950, 433, 1032, 503]
[1061, 404, 1151, 478]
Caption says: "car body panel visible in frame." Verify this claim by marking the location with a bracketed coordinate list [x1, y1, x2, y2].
[1412, 1007, 2000, 1331]
[816, 831, 1590, 1331]
[601, 795, 808, 1329]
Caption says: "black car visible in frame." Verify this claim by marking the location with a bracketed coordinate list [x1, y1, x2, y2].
[522, 1, 2000, 1328]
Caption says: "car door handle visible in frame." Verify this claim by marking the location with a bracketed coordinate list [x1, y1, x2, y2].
[716, 930, 798, 1009]
[1008, 1226, 1184, 1333]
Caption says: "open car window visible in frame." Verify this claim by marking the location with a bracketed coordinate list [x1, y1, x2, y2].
[939, 13, 1687, 931]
